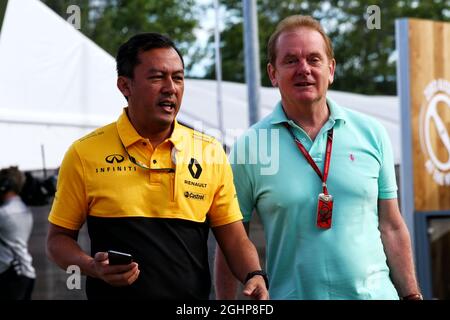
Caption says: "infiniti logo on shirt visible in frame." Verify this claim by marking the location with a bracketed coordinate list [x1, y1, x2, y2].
[95, 154, 135, 174]
[105, 154, 125, 164]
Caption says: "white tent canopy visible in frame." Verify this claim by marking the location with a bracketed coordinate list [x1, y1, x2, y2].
[0, 0, 400, 171]
[0, 0, 123, 170]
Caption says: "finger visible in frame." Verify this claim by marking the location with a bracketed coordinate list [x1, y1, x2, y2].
[104, 262, 138, 275]
[255, 288, 270, 300]
[104, 265, 139, 286]
[249, 288, 269, 300]
[95, 251, 108, 262]
[128, 269, 140, 285]
[243, 280, 269, 300]
[243, 281, 257, 296]
[122, 264, 139, 279]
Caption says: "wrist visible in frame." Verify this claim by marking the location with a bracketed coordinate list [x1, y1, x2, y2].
[82, 255, 98, 278]
[244, 270, 269, 290]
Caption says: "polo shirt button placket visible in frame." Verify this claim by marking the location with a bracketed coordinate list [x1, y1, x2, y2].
[149, 157, 161, 184]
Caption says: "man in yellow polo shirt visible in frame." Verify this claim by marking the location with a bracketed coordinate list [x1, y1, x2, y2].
[46, 33, 269, 300]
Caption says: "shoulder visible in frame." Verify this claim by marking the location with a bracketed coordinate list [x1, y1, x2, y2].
[332, 102, 392, 157]
[70, 121, 117, 152]
[75, 122, 116, 146]
[253, 112, 278, 130]
[342, 107, 384, 128]
[1, 196, 30, 216]
[232, 116, 276, 153]
[178, 123, 221, 148]
[59, 122, 117, 166]
[336, 104, 388, 138]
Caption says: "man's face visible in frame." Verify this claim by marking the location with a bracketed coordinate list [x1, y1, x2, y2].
[268, 27, 335, 107]
[119, 47, 184, 129]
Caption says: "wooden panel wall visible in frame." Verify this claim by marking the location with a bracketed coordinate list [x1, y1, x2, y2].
[409, 19, 450, 211]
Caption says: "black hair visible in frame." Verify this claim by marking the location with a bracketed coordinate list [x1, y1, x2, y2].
[0, 166, 25, 196]
[116, 32, 184, 79]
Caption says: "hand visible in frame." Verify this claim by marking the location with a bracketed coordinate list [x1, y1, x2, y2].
[401, 293, 423, 300]
[92, 251, 140, 286]
[242, 275, 269, 300]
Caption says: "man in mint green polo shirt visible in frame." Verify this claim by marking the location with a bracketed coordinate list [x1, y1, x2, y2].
[214, 15, 422, 300]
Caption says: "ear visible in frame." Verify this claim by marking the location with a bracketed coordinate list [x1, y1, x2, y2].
[117, 76, 131, 98]
[267, 63, 278, 87]
[328, 58, 336, 86]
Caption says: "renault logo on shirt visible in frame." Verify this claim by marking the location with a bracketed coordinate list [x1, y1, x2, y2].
[105, 154, 125, 164]
[188, 158, 202, 179]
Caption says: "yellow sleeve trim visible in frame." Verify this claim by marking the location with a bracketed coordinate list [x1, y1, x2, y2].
[209, 212, 243, 228]
[48, 214, 83, 231]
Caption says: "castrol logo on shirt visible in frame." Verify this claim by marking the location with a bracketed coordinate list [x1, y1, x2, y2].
[419, 79, 450, 186]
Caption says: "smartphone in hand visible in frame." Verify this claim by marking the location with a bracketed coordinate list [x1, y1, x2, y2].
[107, 250, 133, 265]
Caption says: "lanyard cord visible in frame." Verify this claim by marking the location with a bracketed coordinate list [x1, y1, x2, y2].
[283, 123, 333, 195]
[119, 138, 175, 173]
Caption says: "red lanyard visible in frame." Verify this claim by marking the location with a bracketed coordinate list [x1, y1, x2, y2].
[283, 123, 333, 195]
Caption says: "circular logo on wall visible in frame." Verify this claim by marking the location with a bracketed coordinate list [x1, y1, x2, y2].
[419, 78, 450, 186]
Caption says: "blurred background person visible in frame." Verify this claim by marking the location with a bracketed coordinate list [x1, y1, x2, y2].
[0, 166, 36, 300]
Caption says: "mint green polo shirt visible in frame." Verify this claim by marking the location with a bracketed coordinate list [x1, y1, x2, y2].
[230, 98, 399, 300]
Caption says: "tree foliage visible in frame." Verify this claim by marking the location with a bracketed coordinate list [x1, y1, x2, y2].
[42, 0, 202, 72]
[40, 0, 450, 94]
[204, 0, 450, 94]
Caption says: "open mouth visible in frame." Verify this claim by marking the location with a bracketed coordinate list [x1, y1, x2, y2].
[158, 101, 176, 112]
[295, 81, 315, 87]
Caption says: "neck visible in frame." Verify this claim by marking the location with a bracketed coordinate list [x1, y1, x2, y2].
[126, 110, 173, 148]
[138, 124, 173, 148]
[283, 100, 329, 140]
[145, 127, 173, 148]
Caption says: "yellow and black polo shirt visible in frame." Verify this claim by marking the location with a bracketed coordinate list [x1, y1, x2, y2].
[49, 108, 242, 299]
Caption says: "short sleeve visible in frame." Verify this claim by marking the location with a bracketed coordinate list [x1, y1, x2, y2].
[377, 125, 398, 199]
[48, 144, 88, 230]
[229, 136, 255, 222]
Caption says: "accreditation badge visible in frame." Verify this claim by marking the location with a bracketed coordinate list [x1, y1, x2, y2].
[317, 193, 333, 229]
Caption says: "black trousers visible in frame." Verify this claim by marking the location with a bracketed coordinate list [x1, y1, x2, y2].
[0, 265, 35, 300]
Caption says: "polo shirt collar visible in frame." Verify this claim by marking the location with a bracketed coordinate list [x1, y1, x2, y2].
[116, 108, 185, 150]
[269, 101, 289, 125]
[117, 108, 142, 148]
[326, 97, 347, 124]
[269, 97, 347, 126]
[168, 120, 185, 151]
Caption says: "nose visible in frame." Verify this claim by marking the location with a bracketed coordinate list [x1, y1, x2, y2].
[296, 59, 311, 75]
[162, 77, 176, 94]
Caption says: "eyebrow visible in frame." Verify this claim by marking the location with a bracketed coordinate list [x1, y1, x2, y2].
[147, 68, 184, 75]
[282, 51, 324, 58]
[282, 52, 297, 58]
[308, 52, 323, 57]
